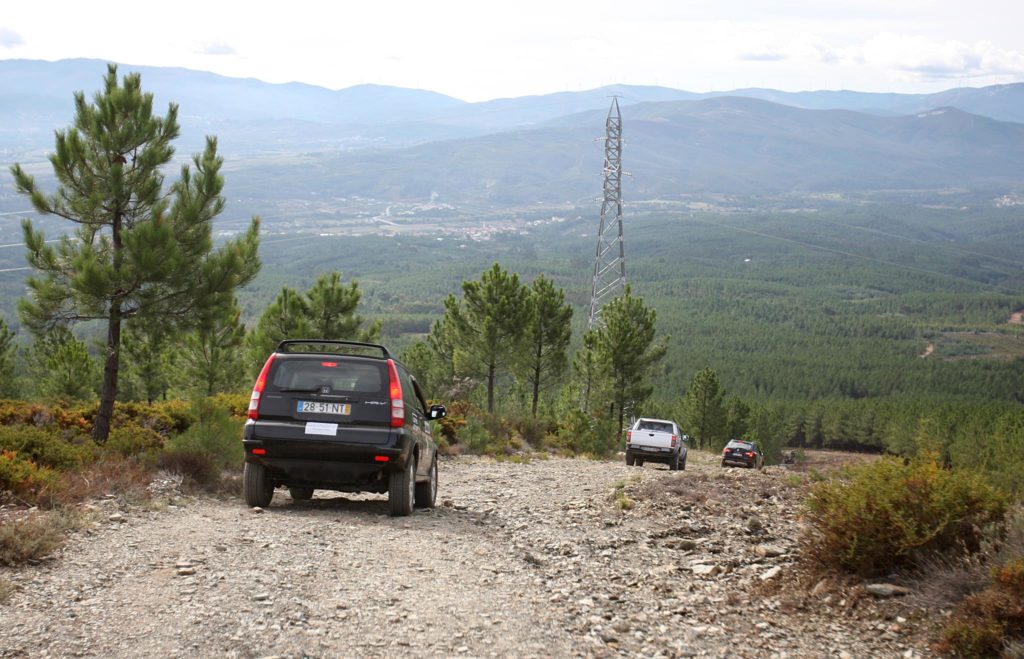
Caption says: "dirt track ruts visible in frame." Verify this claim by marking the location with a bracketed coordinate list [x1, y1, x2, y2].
[0, 453, 933, 657]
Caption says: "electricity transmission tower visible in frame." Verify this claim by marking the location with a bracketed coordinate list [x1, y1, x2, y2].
[587, 98, 625, 329]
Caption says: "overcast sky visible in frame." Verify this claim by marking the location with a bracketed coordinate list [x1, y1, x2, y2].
[2, 0, 1023, 101]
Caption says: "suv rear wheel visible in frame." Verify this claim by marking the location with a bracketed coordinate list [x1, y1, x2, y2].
[414, 456, 438, 508]
[289, 487, 314, 501]
[243, 462, 274, 508]
[388, 455, 416, 517]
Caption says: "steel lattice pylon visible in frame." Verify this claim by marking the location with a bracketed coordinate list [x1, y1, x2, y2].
[587, 98, 625, 329]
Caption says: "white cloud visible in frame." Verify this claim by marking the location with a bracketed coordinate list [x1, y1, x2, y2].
[735, 32, 839, 64]
[196, 41, 236, 56]
[861, 33, 1024, 79]
[0, 27, 24, 48]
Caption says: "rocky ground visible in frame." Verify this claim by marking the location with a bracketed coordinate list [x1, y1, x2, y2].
[0, 451, 939, 657]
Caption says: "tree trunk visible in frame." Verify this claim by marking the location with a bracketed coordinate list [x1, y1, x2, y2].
[487, 362, 495, 414]
[531, 363, 541, 418]
[93, 306, 122, 443]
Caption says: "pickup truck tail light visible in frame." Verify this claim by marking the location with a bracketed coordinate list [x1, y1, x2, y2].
[626, 430, 632, 445]
[671, 435, 677, 448]
[248, 353, 276, 421]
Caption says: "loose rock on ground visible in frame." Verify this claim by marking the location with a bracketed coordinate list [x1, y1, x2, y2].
[0, 452, 935, 657]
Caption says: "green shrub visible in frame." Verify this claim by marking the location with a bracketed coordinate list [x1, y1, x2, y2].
[0, 450, 62, 506]
[460, 414, 508, 455]
[803, 456, 1006, 577]
[0, 426, 93, 470]
[208, 392, 249, 418]
[550, 410, 620, 457]
[104, 424, 165, 460]
[157, 399, 243, 490]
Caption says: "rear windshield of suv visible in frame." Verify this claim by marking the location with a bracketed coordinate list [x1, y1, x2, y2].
[726, 440, 754, 450]
[269, 358, 386, 395]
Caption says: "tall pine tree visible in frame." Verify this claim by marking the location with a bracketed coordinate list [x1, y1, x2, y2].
[444, 263, 530, 413]
[592, 286, 667, 432]
[681, 367, 727, 450]
[517, 275, 572, 417]
[11, 65, 260, 441]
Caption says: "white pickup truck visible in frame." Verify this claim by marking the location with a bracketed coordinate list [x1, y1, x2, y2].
[625, 417, 687, 470]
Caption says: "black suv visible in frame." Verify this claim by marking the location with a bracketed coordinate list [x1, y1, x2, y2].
[721, 439, 764, 470]
[242, 340, 446, 516]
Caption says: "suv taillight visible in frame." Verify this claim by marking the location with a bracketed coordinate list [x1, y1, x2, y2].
[387, 359, 405, 428]
[248, 354, 276, 420]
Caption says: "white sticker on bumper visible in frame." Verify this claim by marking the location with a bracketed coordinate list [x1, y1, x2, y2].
[304, 422, 338, 436]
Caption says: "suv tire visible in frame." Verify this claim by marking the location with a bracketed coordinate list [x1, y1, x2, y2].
[389, 455, 416, 517]
[414, 456, 438, 508]
[243, 462, 274, 508]
[289, 487, 314, 501]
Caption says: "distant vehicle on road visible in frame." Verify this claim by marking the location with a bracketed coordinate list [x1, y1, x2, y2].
[625, 418, 687, 470]
[721, 439, 764, 470]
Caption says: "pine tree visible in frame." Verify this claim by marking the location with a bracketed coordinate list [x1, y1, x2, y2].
[517, 275, 573, 417]
[183, 300, 246, 397]
[592, 286, 667, 432]
[246, 286, 310, 373]
[305, 271, 380, 342]
[0, 318, 15, 399]
[120, 319, 172, 403]
[573, 331, 603, 416]
[444, 263, 531, 413]
[11, 65, 260, 441]
[682, 367, 727, 450]
[723, 396, 751, 442]
[29, 328, 97, 401]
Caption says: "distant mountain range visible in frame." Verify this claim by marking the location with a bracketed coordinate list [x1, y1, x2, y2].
[2, 58, 1023, 206]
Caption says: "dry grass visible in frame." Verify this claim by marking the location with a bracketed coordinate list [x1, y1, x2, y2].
[0, 577, 15, 604]
[58, 457, 153, 504]
[0, 511, 75, 567]
[788, 449, 880, 473]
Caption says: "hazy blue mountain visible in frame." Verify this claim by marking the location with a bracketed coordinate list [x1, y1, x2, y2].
[705, 85, 1024, 124]
[3, 59, 1024, 209]
[3, 59, 1023, 158]
[227, 96, 1024, 205]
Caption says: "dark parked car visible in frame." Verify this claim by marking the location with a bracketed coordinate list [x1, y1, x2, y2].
[721, 439, 764, 469]
[242, 340, 446, 516]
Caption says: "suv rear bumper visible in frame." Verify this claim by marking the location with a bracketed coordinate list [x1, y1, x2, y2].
[243, 432, 414, 490]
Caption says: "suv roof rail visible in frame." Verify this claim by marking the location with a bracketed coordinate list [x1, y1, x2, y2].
[275, 339, 391, 359]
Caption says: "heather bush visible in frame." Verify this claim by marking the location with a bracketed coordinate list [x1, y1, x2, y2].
[0, 426, 93, 470]
[0, 450, 62, 506]
[803, 456, 1006, 577]
[103, 424, 165, 460]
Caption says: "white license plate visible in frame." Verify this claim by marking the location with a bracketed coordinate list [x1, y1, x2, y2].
[297, 401, 351, 415]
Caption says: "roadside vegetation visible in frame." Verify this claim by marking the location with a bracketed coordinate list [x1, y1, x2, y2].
[3, 62, 1024, 656]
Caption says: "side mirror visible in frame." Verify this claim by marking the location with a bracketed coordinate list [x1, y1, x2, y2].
[427, 404, 447, 420]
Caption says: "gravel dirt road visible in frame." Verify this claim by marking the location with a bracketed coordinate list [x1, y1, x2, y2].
[1, 452, 934, 657]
